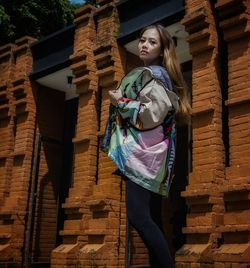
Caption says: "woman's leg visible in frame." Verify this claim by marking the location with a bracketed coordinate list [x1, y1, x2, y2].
[126, 179, 173, 268]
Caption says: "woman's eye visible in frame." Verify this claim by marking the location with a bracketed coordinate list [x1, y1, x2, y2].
[139, 38, 145, 43]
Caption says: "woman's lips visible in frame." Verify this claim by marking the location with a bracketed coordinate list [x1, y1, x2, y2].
[140, 50, 148, 55]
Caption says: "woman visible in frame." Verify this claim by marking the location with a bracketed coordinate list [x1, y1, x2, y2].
[102, 24, 191, 268]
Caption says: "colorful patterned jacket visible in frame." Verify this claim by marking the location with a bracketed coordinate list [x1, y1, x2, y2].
[102, 65, 179, 196]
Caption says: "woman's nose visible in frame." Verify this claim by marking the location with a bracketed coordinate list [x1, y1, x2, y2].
[142, 42, 148, 49]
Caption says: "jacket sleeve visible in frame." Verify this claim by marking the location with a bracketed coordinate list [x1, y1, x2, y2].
[136, 79, 178, 129]
[108, 87, 140, 125]
[109, 78, 178, 129]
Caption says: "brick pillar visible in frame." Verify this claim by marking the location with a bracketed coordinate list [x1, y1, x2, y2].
[0, 43, 16, 261]
[51, 4, 99, 268]
[214, 1, 250, 266]
[77, 1, 128, 267]
[176, 1, 225, 267]
[0, 36, 37, 265]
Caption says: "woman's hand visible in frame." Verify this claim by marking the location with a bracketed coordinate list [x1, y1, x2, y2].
[109, 89, 122, 106]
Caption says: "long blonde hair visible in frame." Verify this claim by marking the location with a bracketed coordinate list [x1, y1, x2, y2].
[140, 24, 192, 124]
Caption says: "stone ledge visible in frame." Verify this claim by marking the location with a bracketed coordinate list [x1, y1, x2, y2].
[0, 243, 11, 257]
[226, 94, 250, 107]
[0, 210, 14, 216]
[221, 183, 250, 194]
[72, 135, 91, 144]
[0, 233, 11, 239]
[181, 7, 208, 33]
[71, 60, 87, 72]
[0, 104, 9, 113]
[175, 243, 211, 262]
[0, 48, 14, 60]
[11, 76, 26, 87]
[0, 43, 16, 54]
[181, 188, 210, 198]
[214, 243, 250, 262]
[15, 36, 36, 46]
[192, 103, 215, 116]
[70, 53, 87, 62]
[85, 229, 108, 235]
[182, 226, 214, 234]
[73, 75, 91, 87]
[96, 66, 115, 77]
[216, 224, 250, 233]
[62, 201, 84, 209]
[59, 230, 85, 236]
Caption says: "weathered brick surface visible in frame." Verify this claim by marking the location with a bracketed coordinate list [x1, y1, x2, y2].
[177, 0, 250, 267]
[0, 36, 37, 263]
[177, 0, 225, 265]
[213, 0, 250, 266]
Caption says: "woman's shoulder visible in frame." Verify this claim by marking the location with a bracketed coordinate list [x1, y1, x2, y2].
[147, 65, 173, 91]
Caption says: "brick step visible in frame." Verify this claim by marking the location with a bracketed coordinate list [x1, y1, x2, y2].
[0, 233, 11, 245]
[94, 48, 112, 61]
[0, 197, 20, 211]
[63, 219, 83, 230]
[73, 75, 91, 86]
[0, 233, 11, 239]
[70, 52, 86, 63]
[71, 60, 87, 72]
[214, 243, 250, 262]
[0, 90, 7, 99]
[86, 218, 108, 232]
[0, 243, 11, 256]
[216, 224, 250, 233]
[85, 229, 108, 235]
[181, 188, 211, 198]
[0, 104, 9, 111]
[182, 226, 213, 234]
[62, 200, 84, 209]
[0, 210, 13, 217]
[59, 230, 85, 236]
[176, 243, 211, 262]
[222, 181, 250, 193]
[96, 66, 115, 78]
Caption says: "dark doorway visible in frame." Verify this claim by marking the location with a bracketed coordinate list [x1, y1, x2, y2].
[24, 86, 78, 268]
[56, 97, 78, 246]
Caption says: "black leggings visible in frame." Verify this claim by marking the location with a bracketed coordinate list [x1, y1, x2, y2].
[126, 179, 174, 268]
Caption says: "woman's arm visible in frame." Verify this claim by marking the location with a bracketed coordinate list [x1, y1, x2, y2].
[109, 79, 178, 130]
[136, 79, 178, 129]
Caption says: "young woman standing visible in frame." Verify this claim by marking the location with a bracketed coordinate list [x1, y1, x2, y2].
[102, 24, 191, 268]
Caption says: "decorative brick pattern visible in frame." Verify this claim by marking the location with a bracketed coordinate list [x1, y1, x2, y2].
[0, 36, 37, 264]
[214, 0, 250, 266]
[176, 0, 250, 267]
[176, 0, 225, 266]
[51, 4, 99, 268]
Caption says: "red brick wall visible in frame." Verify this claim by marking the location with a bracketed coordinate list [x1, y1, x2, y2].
[176, 0, 250, 268]
[214, 1, 250, 267]
[0, 36, 37, 264]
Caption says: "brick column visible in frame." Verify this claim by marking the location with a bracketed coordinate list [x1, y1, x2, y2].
[77, 1, 128, 267]
[176, 1, 225, 267]
[0, 36, 37, 264]
[0, 43, 16, 261]
[51, 4, 99, 268]
[214, 1, 250, 266]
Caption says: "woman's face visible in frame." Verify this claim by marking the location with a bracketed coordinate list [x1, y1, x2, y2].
[138, 28, 162, 66]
